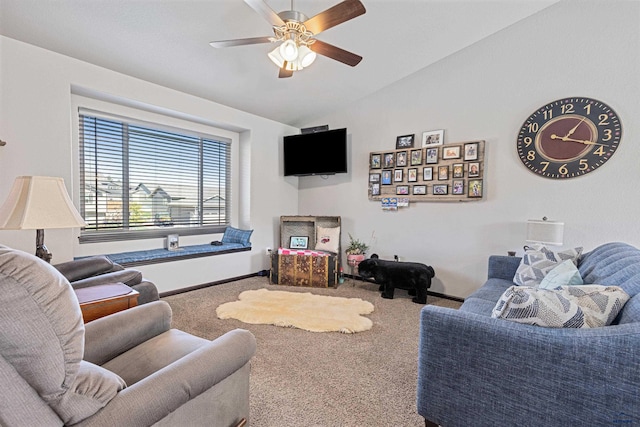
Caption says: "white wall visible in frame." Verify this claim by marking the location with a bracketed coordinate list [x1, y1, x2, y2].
[0, 36, 299, 293]
[298, 1, 640, 298]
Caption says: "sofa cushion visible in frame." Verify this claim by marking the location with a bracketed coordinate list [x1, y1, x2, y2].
[221, 226, 253, 247]
[492, 285, 629, 328]
[0, 246, 124, 424]
[315, 226, 340, 253]
[538, 259, 583, 289]
[578, 242, 640, 297]
[616, 293, 640, 325]
[513, 245, 583, 287]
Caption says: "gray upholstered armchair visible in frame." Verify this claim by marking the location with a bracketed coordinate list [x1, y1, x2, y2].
[0, 245, 256, 426]
[54, 255, 160, 305]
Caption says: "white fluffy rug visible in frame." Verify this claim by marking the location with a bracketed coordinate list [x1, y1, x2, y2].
[216, 288, 375, 333]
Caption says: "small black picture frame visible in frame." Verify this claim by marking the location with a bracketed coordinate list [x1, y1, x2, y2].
[370, 153, 382, 169]
[396, 134, 415, 149]
[381, 170, 392, 185]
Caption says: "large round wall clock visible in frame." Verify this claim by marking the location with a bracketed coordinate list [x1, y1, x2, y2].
[516, 97, 622, 179]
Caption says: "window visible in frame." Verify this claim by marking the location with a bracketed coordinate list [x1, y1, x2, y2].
[79, 110, 231, 242]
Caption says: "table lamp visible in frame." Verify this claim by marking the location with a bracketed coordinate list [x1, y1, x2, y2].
[526, 216, 564, 247]
[0, 176, 87, 262]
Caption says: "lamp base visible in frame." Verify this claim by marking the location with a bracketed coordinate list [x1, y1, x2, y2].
[35, 229, 52, 263]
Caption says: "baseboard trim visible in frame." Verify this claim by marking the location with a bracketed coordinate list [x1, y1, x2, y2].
[160, 272, 466, 303]
[159, 272, 261, 298]
[344, 274, 465, 303]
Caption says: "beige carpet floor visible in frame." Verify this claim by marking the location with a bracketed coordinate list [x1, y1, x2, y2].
[163, 276, 462, 427]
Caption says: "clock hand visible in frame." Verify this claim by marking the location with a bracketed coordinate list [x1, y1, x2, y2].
[550, 134, 607, 146]
[562, 117, 586, 138]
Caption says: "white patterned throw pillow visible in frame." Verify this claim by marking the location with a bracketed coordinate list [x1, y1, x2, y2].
[513, 245, 583, 287]
[315, 226, 340, 253]
[492, 285, 630, 328]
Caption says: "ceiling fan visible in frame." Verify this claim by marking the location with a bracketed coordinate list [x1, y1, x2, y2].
[209, 0, 366, 78]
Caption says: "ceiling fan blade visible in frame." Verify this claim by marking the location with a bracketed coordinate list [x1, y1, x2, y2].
[310, 39, 362, 67]
[209, 36, 273, 48]
[303, 0, 366, 35]
[279, 62, 294, 78]
[244, 0, 285, 27]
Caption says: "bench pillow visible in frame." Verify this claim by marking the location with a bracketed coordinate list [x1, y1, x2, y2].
[221, 226, 253, 247]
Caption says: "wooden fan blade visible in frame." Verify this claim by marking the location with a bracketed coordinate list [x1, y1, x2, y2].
[209, 36, 273, 48]
[303, 0, 366, 35]
[310, 39, 362, 67]
[279, 62, 294, 78]
[244, 0, 285, 27]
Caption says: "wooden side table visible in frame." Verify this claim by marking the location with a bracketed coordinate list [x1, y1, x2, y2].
[75, 283, 139, 323]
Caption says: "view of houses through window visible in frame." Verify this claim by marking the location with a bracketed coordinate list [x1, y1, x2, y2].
[79, 111, 230, 239]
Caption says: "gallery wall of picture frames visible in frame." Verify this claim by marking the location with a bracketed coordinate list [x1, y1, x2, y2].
[368, 140, 485, 202]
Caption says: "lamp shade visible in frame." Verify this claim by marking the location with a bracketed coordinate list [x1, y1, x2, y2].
[526, 218, 564, 246]
[0, 176, 86, 230]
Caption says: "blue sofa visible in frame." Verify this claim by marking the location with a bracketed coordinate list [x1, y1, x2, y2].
[417, 242, 640, 426]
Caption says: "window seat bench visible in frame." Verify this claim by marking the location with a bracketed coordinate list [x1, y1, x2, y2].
[102, 243, 251, 267]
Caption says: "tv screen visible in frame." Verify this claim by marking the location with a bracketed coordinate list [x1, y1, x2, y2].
[283, 128, 348, 176]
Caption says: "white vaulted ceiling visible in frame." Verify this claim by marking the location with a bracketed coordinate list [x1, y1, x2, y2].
[0, 0, 557, 127]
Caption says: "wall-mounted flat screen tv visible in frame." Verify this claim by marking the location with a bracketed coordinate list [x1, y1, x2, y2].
[283, 128, 348, 176]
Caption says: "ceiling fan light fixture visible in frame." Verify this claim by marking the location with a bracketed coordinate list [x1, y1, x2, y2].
[268, 46, 285, 68]
[279, 39, 299, 62]
[298, 45, 316, 68]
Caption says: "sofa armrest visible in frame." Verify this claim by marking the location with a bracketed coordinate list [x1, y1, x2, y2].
[487, 255, 521, 280]
[83, 301, 172, 365]
[417, 305, 640, 426]
[70, 269, 142, 289]
[55, 256, 121, 282]
[75, 329, 257, 427]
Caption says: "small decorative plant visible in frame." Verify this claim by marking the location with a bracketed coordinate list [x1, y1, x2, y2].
[345, 233, 369, 255]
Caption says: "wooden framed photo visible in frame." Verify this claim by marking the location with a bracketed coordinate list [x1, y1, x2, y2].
[438, 165, 449, 181]
[410, 149, 423, 166]
[290, 236, 309, 249]
[369, 173, 380, 183]
[453, 163, 464, 178]
[433, 184, 448, 195]
[442, 145, 461, 159]
[426, 147, 438, 164]
[381, 170, 392, 185]
[396, 134, 415, 149]
[370, 153, 382, 169]
[408, 168, 418, 182]
[396, 151, 408, 166]
[394, 169, 403, 182]
[423, 167, 433, 181]
[422, 129, 444, 147]
[396, 185, 409, 195]
[370, 183, 381, 196]
[413, 185, 427, 195]
[452, 180, 464, 195]
[468, 162, 480, 178]
[468, 179, 483, 198]
[383, 153, 395, 168]
[464, 142, 479, 161]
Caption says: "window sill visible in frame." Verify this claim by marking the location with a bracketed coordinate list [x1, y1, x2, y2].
[99, 243, 251, 267]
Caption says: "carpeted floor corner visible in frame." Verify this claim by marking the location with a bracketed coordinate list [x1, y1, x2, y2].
[163, 276, 461, 427]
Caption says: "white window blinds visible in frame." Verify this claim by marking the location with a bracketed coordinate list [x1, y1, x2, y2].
[79, 110, 231, 241]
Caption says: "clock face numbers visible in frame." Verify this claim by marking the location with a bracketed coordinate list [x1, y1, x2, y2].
[517, 97, 622, 179]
